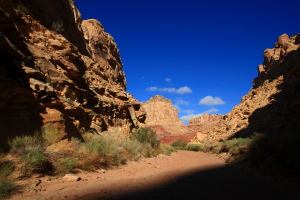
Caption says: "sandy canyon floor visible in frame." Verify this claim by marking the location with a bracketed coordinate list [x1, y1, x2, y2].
[10, 151, 299, 200]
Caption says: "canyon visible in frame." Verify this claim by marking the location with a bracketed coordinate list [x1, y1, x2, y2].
[0, 0, 299, 149]
[1, 1, 300, 199]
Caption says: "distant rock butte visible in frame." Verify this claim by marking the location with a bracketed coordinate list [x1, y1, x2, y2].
[187, 114, 222, 132]
[141, 95, 188, 136]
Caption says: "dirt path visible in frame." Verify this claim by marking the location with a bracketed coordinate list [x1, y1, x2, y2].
[10, 151, 299, 200]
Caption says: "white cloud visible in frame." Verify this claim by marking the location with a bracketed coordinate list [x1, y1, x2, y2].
[146, 86, 192, 94]
[177, 86, 192, 94]
[175, 99, 189, 106]
[199, 96, 225, 106]
[165, 78, 172, 82]
[160, 87, 176, 93]
[181, 110, 195, 114]
[180, 108, 219, 123]
[146, 86, 158, 92]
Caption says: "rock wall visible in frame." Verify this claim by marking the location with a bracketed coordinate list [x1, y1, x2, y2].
[141, 95, 188, 136]
[0, 0, 145, 149]
[187, 114, 222, 132]
[193, 33, 300, 142]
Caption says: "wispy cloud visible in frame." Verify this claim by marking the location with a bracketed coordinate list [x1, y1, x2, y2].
[199, 96, 225, 106]
[165, 78, 172, 82]
[146, 86, 192, 94]
[180, 108, 219, 123]
[175, 98, 189, 106]
[146, 86, 158, 92]
[181, 109, 195, 114]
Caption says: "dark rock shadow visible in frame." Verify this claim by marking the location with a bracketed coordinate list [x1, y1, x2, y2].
[232, 46, 300, 138]
[79, 165, 299, 200]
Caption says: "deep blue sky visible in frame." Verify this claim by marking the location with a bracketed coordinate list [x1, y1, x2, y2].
[75, 0, 300, 124]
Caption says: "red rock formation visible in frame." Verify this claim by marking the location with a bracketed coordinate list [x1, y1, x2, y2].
[141, 95, 188, 136]
[0, 0, 145, 149]
[192, 33, 300, 142]
[160, 132, 197, 145]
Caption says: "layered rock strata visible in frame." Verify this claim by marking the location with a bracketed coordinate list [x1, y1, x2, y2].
[187, 114, 222, 132]
[141, 95, 188, 136]
[0, 0, 145, 149]
[193, 33, 300, 142]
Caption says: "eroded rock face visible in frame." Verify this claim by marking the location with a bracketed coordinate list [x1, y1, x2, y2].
[82, 19, 126, 89]
[141, 95, 188, 136]
[0, 0, 145, 149]
[187, 114, 222, 131]
[193, 33, 300, 142]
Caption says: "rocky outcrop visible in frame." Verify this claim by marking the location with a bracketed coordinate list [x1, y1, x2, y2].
[193, 33, 300, 142]
[0, 0, 145, 149]
[187, 114, 222, 131]
[141, 95, 188, 136]
[82, 19, 126, 89]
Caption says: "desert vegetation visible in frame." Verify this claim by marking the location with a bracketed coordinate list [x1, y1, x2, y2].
[172, 131, 300, 176]
[0, 126, 175, 199]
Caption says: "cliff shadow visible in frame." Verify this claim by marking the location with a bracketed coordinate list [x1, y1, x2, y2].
[228, 47, 300, 178]
[77, 165, 298, 200]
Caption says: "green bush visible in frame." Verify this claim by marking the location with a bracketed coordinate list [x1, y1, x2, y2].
[171, 140, 188, 148]
[20, 150, 49, 176]
[221, 137, 251, 155]
[130, 128, 160, 148]
[0, 157, 15, 199]
[185, 144, 201, 151]
[53, 157, 78, 175]
[8, 133, 45, 157]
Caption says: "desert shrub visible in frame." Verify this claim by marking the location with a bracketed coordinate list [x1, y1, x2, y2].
[41, 124, 62, 145]
[8, 133, 45, 157]
[16, 4, 29, 15]
[8, 132, 51, 177]
[0, 157, 15, 199]
[86, 137, 113, 157]
[185, 144, 201, 151]
[221, 137, 251, 155]
[118, 139, 144, 159]
[130, 128, 160, 148]
[156, 144, 177, 156]
[53, 157, 78, 175]
[51, 21, 64, 33]
[171, 140, 188, 148]
[20, 150, 49, 177]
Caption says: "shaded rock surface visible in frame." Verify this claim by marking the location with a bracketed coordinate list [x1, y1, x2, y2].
[0, 0, 145, 149]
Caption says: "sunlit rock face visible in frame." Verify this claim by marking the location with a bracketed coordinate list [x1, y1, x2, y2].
[187, 114, 222, 132]
[0, 0, 145, 148]
[192, 33, 300, 142]
[141, 95, 188, 136]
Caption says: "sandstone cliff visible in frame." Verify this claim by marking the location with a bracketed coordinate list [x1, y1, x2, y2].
[0, 0, 145, 149]
[141, 95, 188, 136]
[193, 33, 300, 142]
[187, 114, 222, 131]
